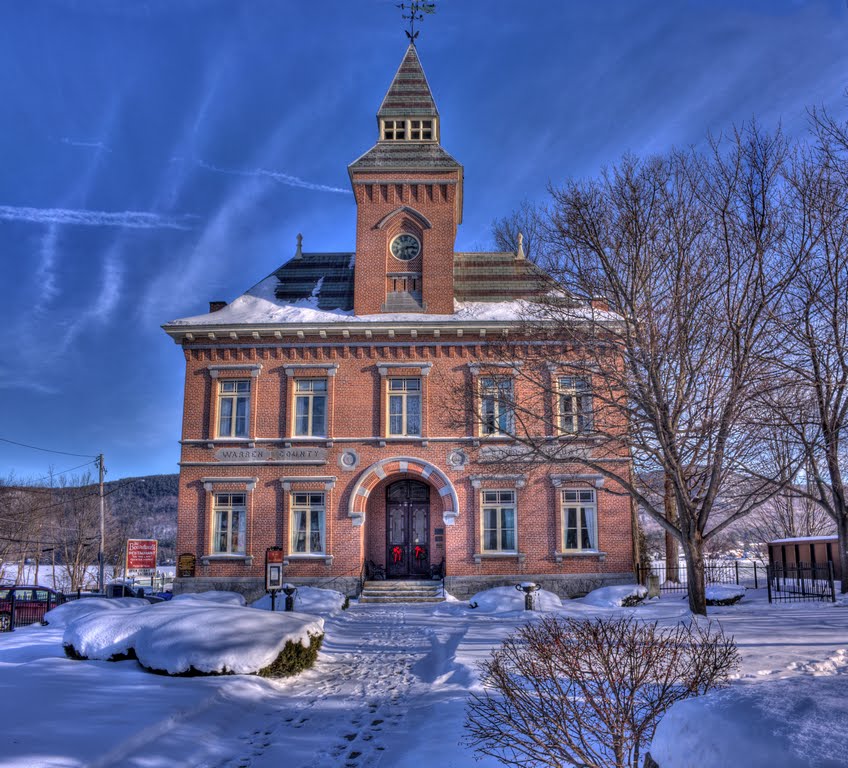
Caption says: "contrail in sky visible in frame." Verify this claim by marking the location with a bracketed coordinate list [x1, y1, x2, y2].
[60, 137, 112, 152]
[0, 205, 197, 230]
[192, 158, 352, 194]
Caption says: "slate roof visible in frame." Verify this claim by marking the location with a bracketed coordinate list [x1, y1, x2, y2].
[378, 45, 439, 118]
[349, 142, 461, 171]
[453, 252, 553, 302]
[270, 250, 551, 312]
[274, 252, 354, 311]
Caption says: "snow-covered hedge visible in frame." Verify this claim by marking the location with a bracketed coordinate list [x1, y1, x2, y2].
[170, 590, 246, 606]
[44, 597, 149, 627]
[252, 585, 347, 615]
[468, 586, 562, 613]
[705, 584, 746, 606]
[579, 584, 648, 608]
[62, 600, 323, 677]
[649, 676, 848, 768]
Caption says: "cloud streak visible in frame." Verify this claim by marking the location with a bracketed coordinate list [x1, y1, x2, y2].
[190, 158, 352, 195]
[60, 137, 112, 152]
[0, 205, 197, 230]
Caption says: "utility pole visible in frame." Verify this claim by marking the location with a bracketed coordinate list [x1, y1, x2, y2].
[97, 454, 105, 593]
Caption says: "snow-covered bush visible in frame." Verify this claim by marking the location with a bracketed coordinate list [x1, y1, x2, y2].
[251, 585, 347, 615]
[170, 590, 246, 606]
[705, 584, 745, 606]
[464, 616, 739, 768]
[580, 584, 648, 608]
[44, 597, 148, 627]
[62, 600, 323, 677]
[467, 585, 562, 613]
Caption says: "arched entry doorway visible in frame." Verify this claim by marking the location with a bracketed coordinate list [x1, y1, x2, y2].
[386, 479, 430, 578]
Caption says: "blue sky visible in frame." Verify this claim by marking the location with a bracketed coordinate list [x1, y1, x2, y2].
[1, 0, 846, 482]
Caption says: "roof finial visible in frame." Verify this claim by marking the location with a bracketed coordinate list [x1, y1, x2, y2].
[295, 233, 303, 259]
[516, 231, 525, 260]
[397, 1, 436, 44]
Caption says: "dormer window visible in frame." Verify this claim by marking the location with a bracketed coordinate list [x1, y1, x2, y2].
[381, 118, 436, 142]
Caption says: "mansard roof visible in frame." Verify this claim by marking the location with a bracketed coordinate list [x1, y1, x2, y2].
[377, 44, 439, 118]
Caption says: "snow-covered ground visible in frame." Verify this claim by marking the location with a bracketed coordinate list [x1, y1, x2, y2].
[1, 588, 846, 767]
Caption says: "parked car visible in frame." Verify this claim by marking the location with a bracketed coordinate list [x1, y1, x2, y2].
[105, 582, 164, 603]
[0, 585, 66, 631]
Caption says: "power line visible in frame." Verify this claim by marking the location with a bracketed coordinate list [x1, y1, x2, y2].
[0, 436, 97, 459]
[31, 460, 99, 484]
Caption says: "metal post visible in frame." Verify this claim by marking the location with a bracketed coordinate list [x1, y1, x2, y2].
[97, 454, 105, 594]
[753, 562, 758, 590]
[766, 564, 772, 604]
[735, 560, 740, 585]
[270, 591, 276, 612]
[828, 561, 836, 603]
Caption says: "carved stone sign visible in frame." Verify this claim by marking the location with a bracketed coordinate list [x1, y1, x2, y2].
[214, 446, 328, 464]
[477, 445, 589, 464]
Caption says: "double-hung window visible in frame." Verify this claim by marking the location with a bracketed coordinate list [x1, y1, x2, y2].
[481, 490, 516, 552]
[559, 376, 593, 434]
[213, 493, 247, 554]
[294, 379, 327, 437]
[562, 489, 598, 551]
[388, 378, 421, 436]
[218, 380, 250, 438]
[480, 377, 513, 436]
[291, 493, 325, 554]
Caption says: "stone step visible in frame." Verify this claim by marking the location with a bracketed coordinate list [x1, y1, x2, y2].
[359, 594, 445, 604]
[363, 580, 440, 590]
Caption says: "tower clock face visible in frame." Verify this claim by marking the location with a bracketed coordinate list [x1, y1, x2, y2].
[390, 233, 421, 261]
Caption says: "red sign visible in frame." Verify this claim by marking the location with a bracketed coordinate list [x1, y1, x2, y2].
[266, 548, 283, 564]
[126, 539, 158, 570]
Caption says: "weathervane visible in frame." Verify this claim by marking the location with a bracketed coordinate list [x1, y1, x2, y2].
[397, 1, 436, 43]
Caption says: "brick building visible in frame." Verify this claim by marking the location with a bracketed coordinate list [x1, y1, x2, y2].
[163, 45, 636, 599]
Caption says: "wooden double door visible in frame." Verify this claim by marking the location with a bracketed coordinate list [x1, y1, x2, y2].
[386, 480, 430, 578]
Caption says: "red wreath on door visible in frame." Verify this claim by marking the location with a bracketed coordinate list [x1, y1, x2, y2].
[391, 545, 404, 563]
[414, 545, 427, 560]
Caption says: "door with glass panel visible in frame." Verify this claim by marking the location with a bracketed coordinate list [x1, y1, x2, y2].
[386, 480, 430, 578]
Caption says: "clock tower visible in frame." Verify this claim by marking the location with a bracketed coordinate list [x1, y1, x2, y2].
[349, 45, 463, 316]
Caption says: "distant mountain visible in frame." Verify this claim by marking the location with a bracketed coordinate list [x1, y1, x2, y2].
[106, 474, 178, 563]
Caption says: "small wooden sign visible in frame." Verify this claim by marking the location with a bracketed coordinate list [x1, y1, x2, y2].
[177, 552, 196, 578]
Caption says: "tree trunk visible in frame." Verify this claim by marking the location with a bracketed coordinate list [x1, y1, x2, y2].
[664, 474, 680, 583]
[681, 535, 707, 615]
[836, 514, 848, 595]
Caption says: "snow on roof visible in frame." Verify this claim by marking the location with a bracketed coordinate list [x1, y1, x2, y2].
[769, 535, 838, 544]
[166, 273, 613, 328]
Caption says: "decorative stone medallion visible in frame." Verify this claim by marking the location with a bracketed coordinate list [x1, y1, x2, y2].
[446, 449, 468, 469]
[338, 449, 360, 471]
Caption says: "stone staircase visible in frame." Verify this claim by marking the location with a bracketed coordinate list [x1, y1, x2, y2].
[358, 579, 445, 604]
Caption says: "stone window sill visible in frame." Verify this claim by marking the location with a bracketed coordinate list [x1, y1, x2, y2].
[555, 550, 606, 563]
[200, 554, 254, 566]
[284, 554, 334, 566]
[473, 552, 526, 565]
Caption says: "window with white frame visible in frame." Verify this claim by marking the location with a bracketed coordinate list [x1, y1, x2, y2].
[480, 377, 513, 436]
[213, 493, 247, 554]
[291, 492, 325, 554]
[217, 380, 250, 438]
[562, 489, 598, 551]
[388, 378, 421, 436]
[481, 490, 516, 552]
[382, 118, 434, 141]
[294, 379, 327, 437]
[559, 376, 593, 434]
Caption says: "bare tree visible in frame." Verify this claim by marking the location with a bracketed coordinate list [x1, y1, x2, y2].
[527, 125, 797, 614]
[492, 199, 544, 262]
[763, 114, 848, 589]
[464, 615, 738, 768]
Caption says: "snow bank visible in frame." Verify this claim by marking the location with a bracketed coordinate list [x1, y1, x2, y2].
[171, 590, 246, 606]
[252, 585, 346, 615]
[579, 584, 647, 608]
[63, 600, 323, 675]
[469, 585, 562, 613]
[44, 597, 149, 627]
[650, 677, 848, 768]
[705, 584, 746, 603]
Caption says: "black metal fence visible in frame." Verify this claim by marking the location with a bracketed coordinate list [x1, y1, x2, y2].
[767, 561, 836, 603]
[636, 559, 760, 595]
